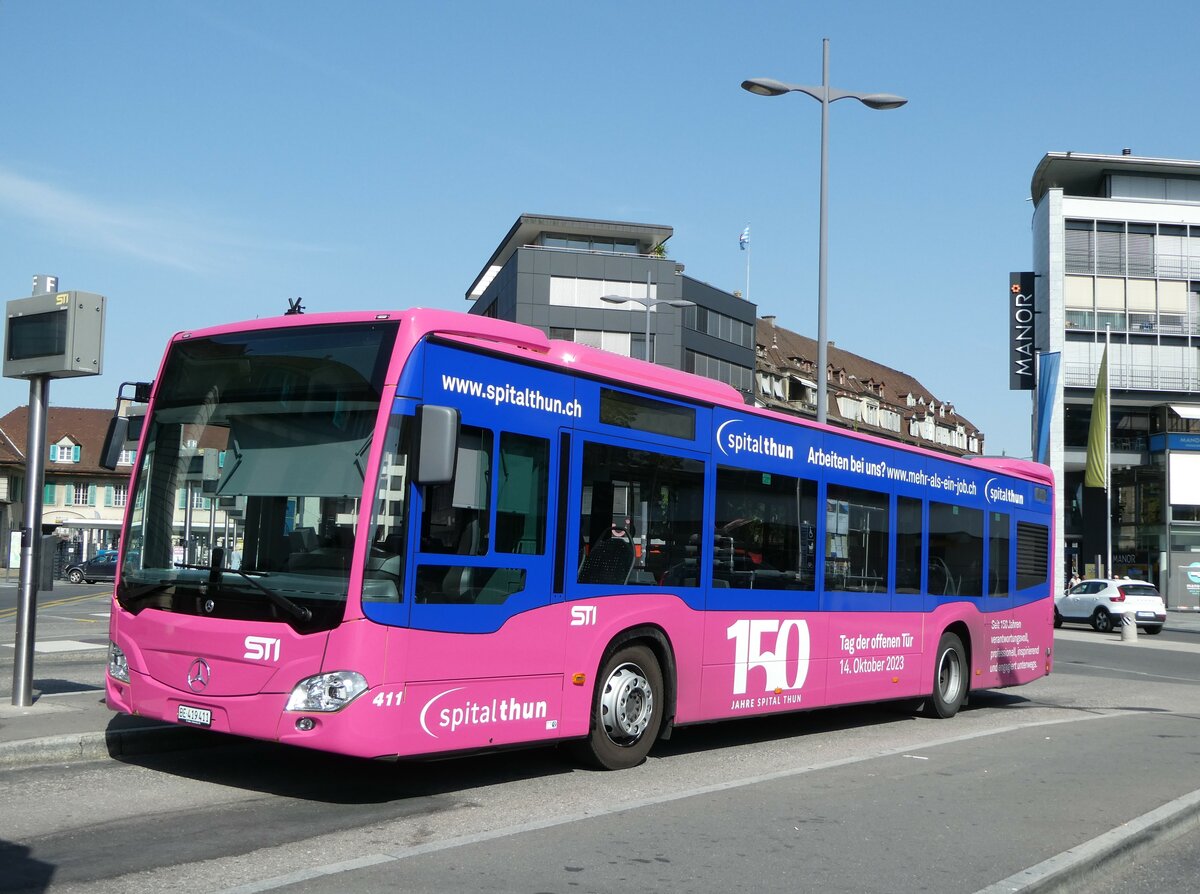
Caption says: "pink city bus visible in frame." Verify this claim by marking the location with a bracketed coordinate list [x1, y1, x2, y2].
[102, 308, 1054, 769]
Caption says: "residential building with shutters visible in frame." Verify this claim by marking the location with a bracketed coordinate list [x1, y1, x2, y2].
[0, 406, 135, 566]
[755, 316, 984, 457]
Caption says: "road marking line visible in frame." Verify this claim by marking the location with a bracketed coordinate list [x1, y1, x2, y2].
[976, 786, 1200, 893]
[0, 639, 106, 653]
[216, 712, 1120, 894]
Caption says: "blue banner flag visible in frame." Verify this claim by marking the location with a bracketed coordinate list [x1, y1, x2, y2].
[1035, 351, 1060, 465]
[739, 226, 750, 250]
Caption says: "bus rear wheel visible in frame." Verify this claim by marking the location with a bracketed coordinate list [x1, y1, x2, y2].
[923, 632, 967, 719]
[576, 644, 663, 770]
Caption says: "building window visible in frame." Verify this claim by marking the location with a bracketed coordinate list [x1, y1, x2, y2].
[1065, 220, 1095, 273]
[683, 306, 753, 349]
[685, 349, 752, 392]
[51, 444, 80, 463]
[117, 449, 136, 466]
[540, 233, 639, 254]
[112, 485, 128, 508]
[549, 275, 654, 309]
[72, 484, 90, 506]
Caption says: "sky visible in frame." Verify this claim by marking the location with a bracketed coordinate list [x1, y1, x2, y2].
[2, 1, 1199, 459]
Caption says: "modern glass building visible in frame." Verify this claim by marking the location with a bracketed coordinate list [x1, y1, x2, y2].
[1031, 152, 1200, 606]
[466, 214, 757, 397]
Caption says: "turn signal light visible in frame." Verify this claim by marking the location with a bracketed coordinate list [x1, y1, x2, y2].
[572, 673, 587, 686]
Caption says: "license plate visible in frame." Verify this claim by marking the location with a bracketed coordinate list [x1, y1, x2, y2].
[1136, 611, 1156, 620]
[177, 705, 212, 727]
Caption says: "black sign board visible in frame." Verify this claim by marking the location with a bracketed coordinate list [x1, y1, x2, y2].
[1009, 272, 1035, 391]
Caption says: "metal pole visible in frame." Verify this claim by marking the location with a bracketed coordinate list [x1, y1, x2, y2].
[1105, 325, 1112, 577]
[12, 375, 49, 706]
[645, 271, 653, 362]
[816, 38, 831, 425]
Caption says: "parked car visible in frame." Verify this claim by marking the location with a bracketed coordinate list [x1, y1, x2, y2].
[1055, 578, 1166, 634]
[64, 553, 118, 584]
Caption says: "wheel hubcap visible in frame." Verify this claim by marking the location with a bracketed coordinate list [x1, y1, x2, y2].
[600, 662, 654, 745]
[938, 649, 962, 702]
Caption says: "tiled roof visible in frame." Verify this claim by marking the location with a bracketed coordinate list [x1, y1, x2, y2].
[756, 319, 984, 456]
[0, 406, 119, 475]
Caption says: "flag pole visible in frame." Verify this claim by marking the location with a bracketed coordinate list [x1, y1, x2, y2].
[746, 239, 751, 302]
[740, 224, 751, 301]
[1105, 324, 1112, 577]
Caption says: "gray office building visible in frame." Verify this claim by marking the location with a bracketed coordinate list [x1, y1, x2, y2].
[466, 214, 756, 396]
[1031, 152, 1200, 606]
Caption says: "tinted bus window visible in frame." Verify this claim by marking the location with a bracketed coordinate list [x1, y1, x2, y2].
[1016, 521, 1049, 589]
[497, 433, 550, 555]
[599, 388, 696, 440]
[825, 484, 889, 593]
[715, 467, 817, 590]
[896, 496, 923, 594]
[422, 426, 492, 556]
[578, 442, 704, 587]
[928, 502, 983, 597]
[365, 414, 412, 604]
[989, 511, 1011, 596]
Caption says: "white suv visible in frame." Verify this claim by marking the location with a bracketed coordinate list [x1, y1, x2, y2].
[1055, 579, 1166, 635]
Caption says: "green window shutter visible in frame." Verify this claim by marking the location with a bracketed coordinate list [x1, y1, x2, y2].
[88, 485, 97, 506]
[104, 487, 114, 507]
[73, 445, 81, 462]
[47, 445, 55, 462]
[42, 483, 56, 504]
[177, 489, 186, 510]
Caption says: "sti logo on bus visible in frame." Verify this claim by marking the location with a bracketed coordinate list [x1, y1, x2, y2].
[570, 605, 597, 626]
[727, 619, 810, 694]
[243, 636, 280, 662]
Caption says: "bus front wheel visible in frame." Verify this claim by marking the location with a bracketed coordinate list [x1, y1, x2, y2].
[923, 632, 967, 719]
[576, 644, 664, 770]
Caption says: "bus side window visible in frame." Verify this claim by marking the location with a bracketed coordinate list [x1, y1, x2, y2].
[576, 441, 704, 588]
[422, 426, 492, 556]
[928, 501, 984, 597]
[496, 433, 550, 555]
[714, 466, 816, 590]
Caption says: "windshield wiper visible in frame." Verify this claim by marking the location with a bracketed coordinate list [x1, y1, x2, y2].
[174, 556, 312, 622]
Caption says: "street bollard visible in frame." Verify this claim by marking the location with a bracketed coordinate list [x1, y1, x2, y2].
[1121, 612, 1138, 643]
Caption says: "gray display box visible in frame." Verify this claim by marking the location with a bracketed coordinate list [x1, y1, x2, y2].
[4, 291, 106, 379]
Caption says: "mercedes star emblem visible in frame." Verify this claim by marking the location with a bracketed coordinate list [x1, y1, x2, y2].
[187, 658, 211, 692]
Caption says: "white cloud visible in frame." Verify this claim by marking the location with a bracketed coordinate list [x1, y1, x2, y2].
[0, 166, 331, 273]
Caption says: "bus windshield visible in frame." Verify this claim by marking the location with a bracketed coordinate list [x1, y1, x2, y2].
[117, 321, 399, 632]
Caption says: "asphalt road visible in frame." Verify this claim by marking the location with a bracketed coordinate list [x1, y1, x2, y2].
[2, 591, 1199, 893]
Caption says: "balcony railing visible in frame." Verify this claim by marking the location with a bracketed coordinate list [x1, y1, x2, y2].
[1064, 362, 1200, 392]
[1065, 311, 1200, 335]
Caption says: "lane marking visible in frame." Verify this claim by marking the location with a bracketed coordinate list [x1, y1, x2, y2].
[0, 639, 106, 653]
[0, 591, 111, 621]
[976, 786, 1200, 893]
[216, 712, 1120, 894]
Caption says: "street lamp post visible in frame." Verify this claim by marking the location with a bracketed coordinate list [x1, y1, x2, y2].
[742, 38, 906, 424]
[601, 272, 694, 363]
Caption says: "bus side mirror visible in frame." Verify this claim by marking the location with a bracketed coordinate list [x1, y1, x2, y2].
[416, 405, 459, 485]
[99, 380, 152, 470]
[99, 416, 129, 471]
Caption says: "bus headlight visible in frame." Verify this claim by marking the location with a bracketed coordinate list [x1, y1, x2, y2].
[108, 642, 130, 683]
[286, 671, 368, 712]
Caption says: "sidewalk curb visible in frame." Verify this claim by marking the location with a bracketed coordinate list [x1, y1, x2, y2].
[975, 787, 1200, 893]
[0, 723, 218, 770]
